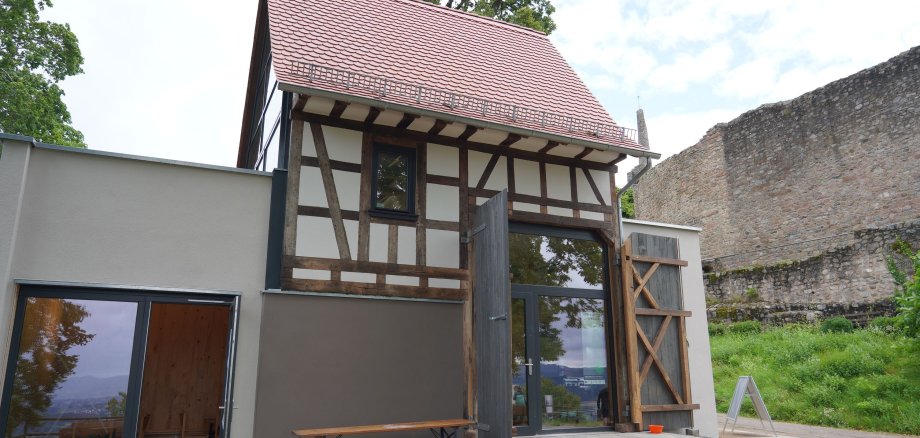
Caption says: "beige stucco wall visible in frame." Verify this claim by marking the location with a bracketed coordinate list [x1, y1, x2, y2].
[0, 138, 272, 438]
[622, 219, 718, 438]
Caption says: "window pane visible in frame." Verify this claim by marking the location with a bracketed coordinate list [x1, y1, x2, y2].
[5, 298, 137, 438]
[509, 233, 604, 289]
[511, 298, 529, 427]
[375, 150, 410, 211]
[538, 296, 608, 429]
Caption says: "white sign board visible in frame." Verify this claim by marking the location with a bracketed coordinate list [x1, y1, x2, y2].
[723, 376, 776, 436]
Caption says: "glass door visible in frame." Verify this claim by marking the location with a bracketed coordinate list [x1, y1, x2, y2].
[508, 223, 613, 435]
[511, 296, 537, 436]
[0, 287, 238, 438]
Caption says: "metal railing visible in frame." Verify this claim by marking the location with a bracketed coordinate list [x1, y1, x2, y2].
[288, 61, 638, 143]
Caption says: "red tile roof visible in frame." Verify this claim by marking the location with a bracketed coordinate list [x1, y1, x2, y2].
[266, 0, 650, 154]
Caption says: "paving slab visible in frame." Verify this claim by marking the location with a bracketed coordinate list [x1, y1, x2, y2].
[718, 414, 917, 438]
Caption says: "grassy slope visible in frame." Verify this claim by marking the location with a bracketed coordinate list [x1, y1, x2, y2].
[710, 325, 920, 434]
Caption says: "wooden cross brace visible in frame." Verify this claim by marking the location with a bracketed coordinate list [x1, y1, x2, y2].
[636, 315, 684, 405]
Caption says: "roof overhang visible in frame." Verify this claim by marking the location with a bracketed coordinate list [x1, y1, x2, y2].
[279, 82, 661, 160]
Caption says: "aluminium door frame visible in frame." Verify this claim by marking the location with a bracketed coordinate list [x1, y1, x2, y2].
[507, 222, 617, 435]
[0, 284, 240, 438]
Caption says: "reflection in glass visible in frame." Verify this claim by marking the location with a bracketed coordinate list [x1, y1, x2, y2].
[511, 299, 528, 427]
[538, 297, 607, 429]
[5, 298, 137, 438]
[509, 233, 603, 289]
[374, 149, 411, 211]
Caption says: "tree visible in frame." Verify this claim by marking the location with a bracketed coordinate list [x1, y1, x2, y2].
[6, 298, 94, 436]
[0, 0, 86, 147]
[424, 0, 556, 34]
[619, 187, 635, 219]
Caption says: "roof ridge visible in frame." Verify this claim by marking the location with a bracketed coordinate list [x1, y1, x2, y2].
[397, 0, 549, 37]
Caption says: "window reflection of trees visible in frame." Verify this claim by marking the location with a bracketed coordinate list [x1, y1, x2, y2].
[7, 298, 93, 437]
[375, 151, 410, 211]
[509, 233, 605, 376]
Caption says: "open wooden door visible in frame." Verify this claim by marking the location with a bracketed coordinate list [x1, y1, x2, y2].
[473, 190, 511, 438]
[621, 233, 698, 431]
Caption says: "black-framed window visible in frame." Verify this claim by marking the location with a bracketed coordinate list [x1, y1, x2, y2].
[370, 143, 416, 219]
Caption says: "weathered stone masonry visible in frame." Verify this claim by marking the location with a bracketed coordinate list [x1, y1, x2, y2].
[635, 46, 920, 320]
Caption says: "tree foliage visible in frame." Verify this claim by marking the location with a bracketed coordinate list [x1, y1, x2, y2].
[7, 298, 93, 436]
[0, 0, 85, 146]
[510, 234, 605, 374]
[619, 187, 635, 219]
[424, 0, 556, 34]
[887, 239, 920, 337]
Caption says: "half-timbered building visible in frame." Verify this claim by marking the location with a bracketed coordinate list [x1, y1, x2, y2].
[0, 0, 717, 437]
[238, 0, 716, 437]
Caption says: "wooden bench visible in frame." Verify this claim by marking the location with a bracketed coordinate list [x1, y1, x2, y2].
[293, 419, 473, 438]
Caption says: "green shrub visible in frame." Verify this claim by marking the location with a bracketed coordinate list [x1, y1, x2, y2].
[887, 239, 920, 337]
[709, 322, 727, 336]
[728, 320, 762, 335]
[869, 316, 902, 333]
[821, 316, 854, 333]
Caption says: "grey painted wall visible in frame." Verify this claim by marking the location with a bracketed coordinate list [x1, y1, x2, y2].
[254, 293, 464, 438]
[0, 139, 272, 438]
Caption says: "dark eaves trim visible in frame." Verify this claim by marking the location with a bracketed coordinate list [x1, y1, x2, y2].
[278, 83, 663, 160]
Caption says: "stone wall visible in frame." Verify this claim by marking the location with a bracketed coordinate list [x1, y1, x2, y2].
[705, 219, 920, 324]
[635, 45, 920, 269]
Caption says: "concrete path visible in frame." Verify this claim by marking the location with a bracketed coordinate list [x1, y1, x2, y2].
[718, 414, 916, 438]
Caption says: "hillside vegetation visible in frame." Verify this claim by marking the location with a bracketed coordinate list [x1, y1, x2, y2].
[710, 322, 920, 434]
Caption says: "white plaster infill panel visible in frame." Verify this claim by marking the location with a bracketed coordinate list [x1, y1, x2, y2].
[468, 151, 507, 190]
[344, 219, 359, 260]
[296, 216, 339, 258]
[545, 164, 570, 201]
[302, 121, 317, 157]
[386, 275, 420, 286]
[293, 268, 331, 280]
[322, 125, 362, 163]
[427, 184, 460, 222]
[430, 278, 461, 289]
[368, 223, 388, 263]
[426, 230, 460, 268]
[427, 143, 459, 177]
[397, 226, 416, 265]
[514, 159, 539, 196]
[333, 170, 360, 212]
[299, 166, 327, 207]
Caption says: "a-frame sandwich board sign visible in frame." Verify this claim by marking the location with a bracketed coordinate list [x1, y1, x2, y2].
[723, 376, 776, 437]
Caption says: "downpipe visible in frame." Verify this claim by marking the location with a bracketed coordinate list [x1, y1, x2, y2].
[616, 157, 653, 249]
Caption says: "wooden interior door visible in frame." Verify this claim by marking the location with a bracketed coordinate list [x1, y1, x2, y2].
[138, 302, 232, 438]
[473, 190, 511, 438]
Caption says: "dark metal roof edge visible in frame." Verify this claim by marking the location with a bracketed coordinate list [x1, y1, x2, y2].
[15, 279, 243, 296]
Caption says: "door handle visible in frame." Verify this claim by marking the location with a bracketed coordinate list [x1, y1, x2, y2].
[524, 359, 534, 376]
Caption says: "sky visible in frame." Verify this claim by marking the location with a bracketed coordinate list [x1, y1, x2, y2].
[42, 0, 920, 184]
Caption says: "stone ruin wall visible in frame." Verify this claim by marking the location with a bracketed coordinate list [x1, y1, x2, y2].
[634, 46, 920, 322]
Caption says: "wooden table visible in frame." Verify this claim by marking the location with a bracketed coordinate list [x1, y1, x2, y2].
[293, 418, 473, 438]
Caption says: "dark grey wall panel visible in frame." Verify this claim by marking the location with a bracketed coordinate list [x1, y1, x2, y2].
[473, 191, 511, 438]
[254, 294, 464, 438]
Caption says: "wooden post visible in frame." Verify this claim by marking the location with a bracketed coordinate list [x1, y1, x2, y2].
[621, 239, 642, 426]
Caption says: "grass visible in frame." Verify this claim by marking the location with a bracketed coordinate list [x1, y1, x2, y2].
[710, 323, 920, 434]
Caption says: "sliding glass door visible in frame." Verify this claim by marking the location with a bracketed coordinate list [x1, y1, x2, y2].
[0, 286, 237, 438]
